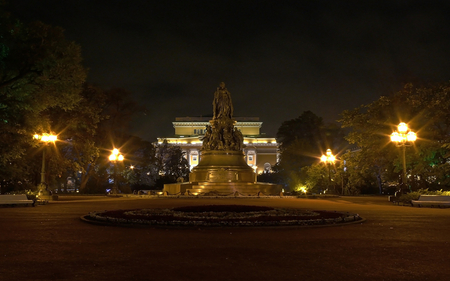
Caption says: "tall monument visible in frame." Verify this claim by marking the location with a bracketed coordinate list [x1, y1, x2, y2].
[163, 83, 282, 196]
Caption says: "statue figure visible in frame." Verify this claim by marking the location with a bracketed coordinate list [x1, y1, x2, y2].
[212, 132, 223, 150]
[207, 124, 223, 150]
[201, 125, 212, 150]
[233, 127, 244, 150]
[213, 82, 233, 119]
[223, 127, 234, 150]
[201, 83, 244, 152]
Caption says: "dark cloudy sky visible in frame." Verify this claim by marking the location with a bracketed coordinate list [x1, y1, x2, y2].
[7, 0, 450, 141]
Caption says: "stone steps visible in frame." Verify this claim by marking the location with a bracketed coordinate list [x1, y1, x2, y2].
[185, 182, 281, 196]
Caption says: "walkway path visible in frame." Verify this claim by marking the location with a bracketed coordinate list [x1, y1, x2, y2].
[0, 196, 448, 280]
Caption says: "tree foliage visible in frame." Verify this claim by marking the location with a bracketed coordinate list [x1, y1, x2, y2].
[49, 86, 146, 192]
[274, 111, 347, 190]
[339, 83, 450, 192]
[120, 136, 157, 191]
[153, 140, 190, 188]
[50, 84, 107, 191]
[0, 6, 190, 194]
[0, 8, 86, 186]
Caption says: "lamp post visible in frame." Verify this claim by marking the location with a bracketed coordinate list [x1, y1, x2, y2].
[33, 133, 57, 194]
[321, 149, 336, 193]
[109, 148, 124, 194]
[390, 122, 417, 193]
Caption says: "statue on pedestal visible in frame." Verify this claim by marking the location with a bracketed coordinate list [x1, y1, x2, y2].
[213, 82, 233, 120]
[202, 82, 244, 152]
[164, 82, 282, 196]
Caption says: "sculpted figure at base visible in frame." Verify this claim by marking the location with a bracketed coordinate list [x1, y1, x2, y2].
[223, 127, 233, 150]
[201, 125, 212, 150]
[233, 127, 244, 150]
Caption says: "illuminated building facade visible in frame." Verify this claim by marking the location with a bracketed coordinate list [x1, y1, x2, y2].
[158, 117, 279, 174]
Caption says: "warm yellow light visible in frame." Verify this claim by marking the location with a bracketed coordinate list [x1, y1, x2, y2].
[321, 149, 335, 163]
[34, 133, 57, 142]
[391, 123, 417, 144]
[398, 122, 408, 133]
[109, 148, 123, 162]
[407, 131, 417, 142]
[47, 135, 57, 142]
[390, 132, 400, 142]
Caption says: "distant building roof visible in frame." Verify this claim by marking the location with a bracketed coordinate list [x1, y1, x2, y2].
[175, 116, 260, 122]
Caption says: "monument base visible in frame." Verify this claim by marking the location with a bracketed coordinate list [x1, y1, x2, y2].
[163, 150, 282, 196]
[163, 182, 282, 196]
[189, 150, 255, 183]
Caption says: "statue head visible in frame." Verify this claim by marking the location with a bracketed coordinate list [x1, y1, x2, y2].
[219, 82, 225, 89]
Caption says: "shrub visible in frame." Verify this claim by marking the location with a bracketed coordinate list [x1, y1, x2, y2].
[398, 188, 450, 204]
[398, 192, 421, 204]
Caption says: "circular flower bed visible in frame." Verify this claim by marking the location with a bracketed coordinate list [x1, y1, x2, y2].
[84, 205, 362, 227]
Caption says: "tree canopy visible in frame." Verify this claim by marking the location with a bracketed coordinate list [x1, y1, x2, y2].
[274, 111, 347, 191]
[0, 6, 196, 194]
[339, 83, 450, 192]
[0, 8, 87, 184]
[0, 12, 86, 149]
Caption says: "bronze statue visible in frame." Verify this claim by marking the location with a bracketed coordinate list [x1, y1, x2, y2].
[201, 82, 245, 152]
[163, 82, 282, 197]
[223, 127, 233, 150]
[201, 125, 212, 150]
[233, 127, 244, 150]
[213, 82, 233, 119]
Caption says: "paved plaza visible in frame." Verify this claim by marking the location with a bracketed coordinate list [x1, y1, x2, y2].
[1, 196, 449, 280]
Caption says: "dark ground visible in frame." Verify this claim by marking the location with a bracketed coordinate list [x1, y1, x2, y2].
[1, 196, 449, 281]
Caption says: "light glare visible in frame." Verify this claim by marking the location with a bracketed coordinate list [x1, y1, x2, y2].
[321, 149, 335, 163]
[391, 123, 417, 144]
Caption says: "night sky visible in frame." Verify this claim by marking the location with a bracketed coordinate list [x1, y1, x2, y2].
[7, 1, 450, 141]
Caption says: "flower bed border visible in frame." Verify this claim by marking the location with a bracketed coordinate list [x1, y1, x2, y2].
[81, 205, 363, 228]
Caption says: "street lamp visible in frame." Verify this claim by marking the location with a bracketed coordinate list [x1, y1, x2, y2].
[33, 133, 58, 194]
[390, 122, 417, 193]
[321, 149, 336, 193]
[109, 148, 124, 194]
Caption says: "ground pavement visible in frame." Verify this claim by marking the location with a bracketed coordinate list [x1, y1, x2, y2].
[0, 195, 449, 281]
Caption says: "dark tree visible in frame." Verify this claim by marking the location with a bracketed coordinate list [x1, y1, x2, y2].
[274, 111, 347, 190]
[0, 7, 86, 185]
[152, 140, 190, 188]
[339, 83, 450, 192]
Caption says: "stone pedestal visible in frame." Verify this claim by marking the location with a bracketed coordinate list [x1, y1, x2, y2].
[164, 150, 282, 196]
[189, 150, 254, 183]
